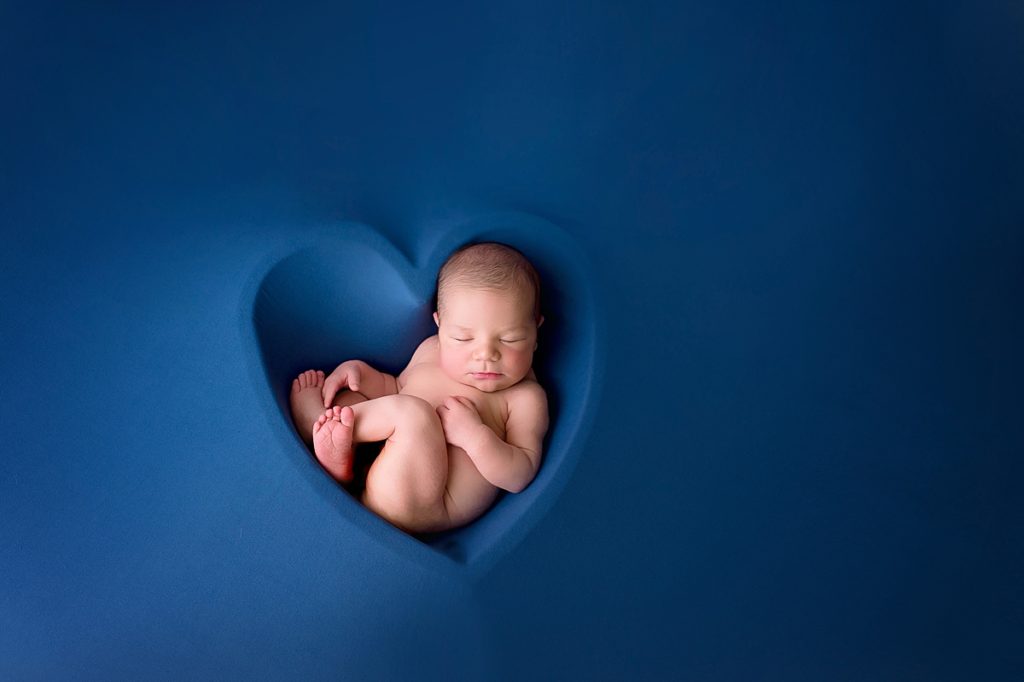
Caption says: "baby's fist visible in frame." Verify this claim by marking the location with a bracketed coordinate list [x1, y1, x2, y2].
[437, 396, 484, 448]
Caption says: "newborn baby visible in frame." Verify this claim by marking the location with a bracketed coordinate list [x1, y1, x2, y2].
[289, 242, 549, 534]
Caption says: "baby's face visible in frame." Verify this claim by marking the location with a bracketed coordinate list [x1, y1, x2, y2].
[434, 286, 540, 393]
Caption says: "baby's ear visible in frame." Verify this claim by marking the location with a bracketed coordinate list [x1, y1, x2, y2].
[537, 315, 545, 329]
[433, 312, 440, 327]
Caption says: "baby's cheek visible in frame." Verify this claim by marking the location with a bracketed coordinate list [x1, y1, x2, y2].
[439, 350, 465, 377]
[506, 349, 533, 376]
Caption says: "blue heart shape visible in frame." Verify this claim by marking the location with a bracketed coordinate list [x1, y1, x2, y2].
[244, 212, 604, 576]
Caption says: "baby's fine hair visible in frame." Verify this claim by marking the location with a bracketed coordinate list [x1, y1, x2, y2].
[435, 242, 542, 321]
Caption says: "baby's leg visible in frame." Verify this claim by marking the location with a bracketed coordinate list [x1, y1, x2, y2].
[349, 395, 453, 533]
[290, 369, 367, 447]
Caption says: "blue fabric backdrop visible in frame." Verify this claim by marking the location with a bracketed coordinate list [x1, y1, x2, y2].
[2, 2, 1022, 679]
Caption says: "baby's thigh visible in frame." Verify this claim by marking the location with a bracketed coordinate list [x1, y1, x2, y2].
[350, 394, 444, 444]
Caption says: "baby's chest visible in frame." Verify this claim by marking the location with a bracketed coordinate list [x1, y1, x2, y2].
[400, 365, 507, 436]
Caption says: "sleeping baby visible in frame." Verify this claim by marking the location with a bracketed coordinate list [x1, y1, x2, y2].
[289, 242, 549, 534]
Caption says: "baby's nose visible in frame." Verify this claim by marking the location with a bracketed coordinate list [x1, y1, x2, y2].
[473, 342, 500, 360]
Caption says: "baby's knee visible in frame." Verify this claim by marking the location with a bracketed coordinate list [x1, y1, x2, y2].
[391, 395, 441, 430]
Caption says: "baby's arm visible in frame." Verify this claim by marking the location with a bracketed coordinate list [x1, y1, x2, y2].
[438, 385, 548, 493]
[322, 359, 399, 407]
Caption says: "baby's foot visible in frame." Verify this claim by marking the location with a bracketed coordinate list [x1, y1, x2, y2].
[290, 370, 326, 444]
[312, 406, 356, 483]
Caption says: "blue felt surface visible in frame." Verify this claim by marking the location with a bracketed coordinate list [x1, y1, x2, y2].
[2, 1, 1023, 680]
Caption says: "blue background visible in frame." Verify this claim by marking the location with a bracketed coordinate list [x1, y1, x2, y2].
[2, 1, 1022, 679]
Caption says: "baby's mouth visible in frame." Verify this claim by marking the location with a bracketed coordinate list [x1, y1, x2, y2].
[470, 371, 503, 379]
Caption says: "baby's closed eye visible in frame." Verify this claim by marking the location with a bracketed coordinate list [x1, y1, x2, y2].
[450, 335, 526, 344]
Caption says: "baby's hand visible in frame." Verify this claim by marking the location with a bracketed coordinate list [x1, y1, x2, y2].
[437, 396, 485, 449]
[322, 360, 363, 408]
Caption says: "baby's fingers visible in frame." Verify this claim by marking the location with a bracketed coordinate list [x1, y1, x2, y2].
[322, 374, 345, 407]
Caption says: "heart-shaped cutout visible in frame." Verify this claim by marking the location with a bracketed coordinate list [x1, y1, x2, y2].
[244, 212, 603, 576]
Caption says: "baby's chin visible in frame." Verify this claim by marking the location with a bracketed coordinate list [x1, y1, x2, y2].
[459, 378, 505, 393]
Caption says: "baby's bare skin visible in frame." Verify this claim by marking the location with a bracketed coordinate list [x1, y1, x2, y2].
[290, 285, 548, 534]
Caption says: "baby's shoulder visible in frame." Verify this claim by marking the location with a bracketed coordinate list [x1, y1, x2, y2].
[408, 335, 439, 365]
[502, 377, 548, 412]
[398, 336, 439, 388]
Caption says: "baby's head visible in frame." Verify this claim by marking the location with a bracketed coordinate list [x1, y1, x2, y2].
[433, 242, 543, 392]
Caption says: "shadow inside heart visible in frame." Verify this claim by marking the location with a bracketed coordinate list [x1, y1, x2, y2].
[251, 220, 598, 568]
